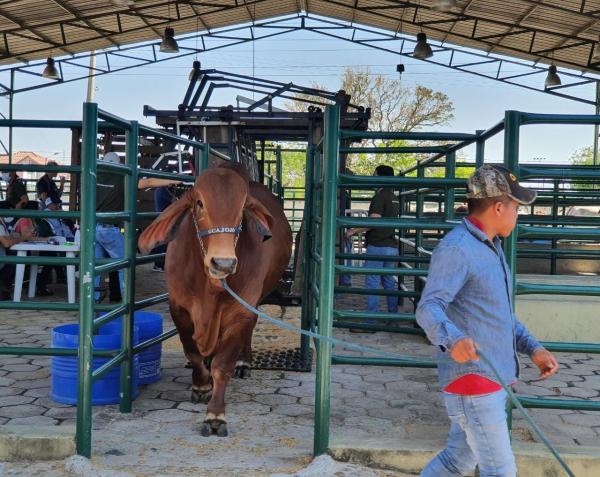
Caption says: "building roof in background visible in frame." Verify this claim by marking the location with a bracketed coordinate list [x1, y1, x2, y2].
[0, 151, 48, 165]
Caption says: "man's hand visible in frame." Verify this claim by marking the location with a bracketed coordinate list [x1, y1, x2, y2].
[531, 348, 559, 379]
[450, 337, 479, 364]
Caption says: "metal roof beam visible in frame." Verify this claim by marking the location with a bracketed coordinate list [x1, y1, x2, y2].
[50, 0, 119, 48]
[322, 0, 597, 70]
[0, 7, 75, 56]
[302, 15, 599, 106]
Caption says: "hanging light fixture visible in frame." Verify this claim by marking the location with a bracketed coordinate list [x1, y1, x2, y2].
[431, 0, 457, 12]
[42, 57, 60, 80]
[544, 65, 561, 88]
[396, 63, 405, 80]
[160, 27, 179, 53]
[413, 32, 433, 59]
[188, 60, 201, 81]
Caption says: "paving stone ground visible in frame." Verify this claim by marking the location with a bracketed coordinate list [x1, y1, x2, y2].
[0, 266, 598, 476]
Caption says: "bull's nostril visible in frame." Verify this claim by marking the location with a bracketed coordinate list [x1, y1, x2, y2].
[211, 257, 238, 272]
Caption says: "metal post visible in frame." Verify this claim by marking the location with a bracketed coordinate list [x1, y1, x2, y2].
[201, 143, 209, 172]
[444, 151, 456, 221]
[259, 140, 265, 183]
[414, 164, 425, 305]
[76, 102, 98, 457]
[193, 148, 200, 177]
[475, 129, 485, 168]
[594, 82, 599, 166]
[86, 52, 96, 103]
[398, 186, 406, 308]
[300, 146, 314, 364]
[550, 180, 559, 275]
[8, 70, 14, 164]
[276, 145, 283, 202]
[314, 104, 340, 456]
[503, 110, 521, 308]
[120, 121, 138, 413]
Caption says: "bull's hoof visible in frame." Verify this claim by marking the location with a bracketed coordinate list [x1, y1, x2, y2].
[234, 361, 251, 379]
[200, 419, 228, 437]
[191, 386, 212, 404]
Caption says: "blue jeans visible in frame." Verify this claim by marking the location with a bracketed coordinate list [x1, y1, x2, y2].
[94, 225, 124, 300]
[420, 390, 516, 477]
[365, 244, 398, 314]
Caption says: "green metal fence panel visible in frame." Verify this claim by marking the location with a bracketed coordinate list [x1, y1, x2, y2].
[120, 121, 139, 414]
[311, 107, 600, 457]
[76, 101, 99, 458]
[313, 104, 340, 456]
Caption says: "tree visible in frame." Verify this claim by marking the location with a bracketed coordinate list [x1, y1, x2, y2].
[569, 146, 598, 190]
[570, 146, 595, 166]
[286, 67, 455, 175]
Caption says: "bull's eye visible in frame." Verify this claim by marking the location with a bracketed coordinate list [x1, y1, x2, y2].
[196, 200, 204, 210]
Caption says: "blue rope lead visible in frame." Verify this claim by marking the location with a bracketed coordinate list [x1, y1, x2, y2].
[221, 279, 575, 477]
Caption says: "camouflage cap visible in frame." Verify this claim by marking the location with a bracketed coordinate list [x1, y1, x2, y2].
[466, 164, 536, 205]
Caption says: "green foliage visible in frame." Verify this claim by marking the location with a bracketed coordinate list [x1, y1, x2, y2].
[568, 146, 598, 190]
[570, 146, 595, 166]
[279, 66, 457, 186]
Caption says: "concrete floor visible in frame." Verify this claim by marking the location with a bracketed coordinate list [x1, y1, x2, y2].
[0, 265, 598, 476]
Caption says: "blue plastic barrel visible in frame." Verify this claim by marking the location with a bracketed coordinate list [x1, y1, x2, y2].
[102, 311, 163, 384]
[51, 324, 140, 405]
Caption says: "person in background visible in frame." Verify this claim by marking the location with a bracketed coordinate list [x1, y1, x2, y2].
[346, 165, 399, 329]
[12, 201, 54, 296]
[95, 152, 125, 303]
[2, 170, 28, 209]
[151, 185, 175, 272]
[43, 198, 74, 241]
[138, 173, 188, 272]
[36, 161, 65, 206]
[13, 201, 54, 238]
[339, 167, 355, 287]
[43, 197, 73, 285]
[416, 165, 558, 477]
[0, 203, 33, 300]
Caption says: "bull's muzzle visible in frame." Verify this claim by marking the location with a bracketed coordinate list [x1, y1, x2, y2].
[209, 257, 238, 277]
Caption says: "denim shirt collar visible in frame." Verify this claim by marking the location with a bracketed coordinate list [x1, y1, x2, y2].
[462, 217, 502, 251]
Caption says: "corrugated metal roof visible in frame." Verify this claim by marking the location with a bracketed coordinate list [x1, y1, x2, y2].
[1, 1, 600, 73]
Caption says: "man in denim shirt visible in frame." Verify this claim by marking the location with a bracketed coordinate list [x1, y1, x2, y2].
[416, 165, 558, 477]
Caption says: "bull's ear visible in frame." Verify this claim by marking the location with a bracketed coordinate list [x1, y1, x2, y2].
[245, 194, 274, 241]
[138, 192, 192, 254]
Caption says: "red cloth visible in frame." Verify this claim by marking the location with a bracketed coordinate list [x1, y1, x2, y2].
[467, 215, 485, 231]
[443, 215, 503, 395]
[444, 374, 502, 395]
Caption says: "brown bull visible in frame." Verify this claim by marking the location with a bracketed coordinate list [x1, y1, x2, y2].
[138, 164, 292, 436]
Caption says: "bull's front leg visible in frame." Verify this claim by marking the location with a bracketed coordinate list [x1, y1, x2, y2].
[200, 316, 256, 437]
[169, 302, 212, 404]
[234, 330, 253, 379]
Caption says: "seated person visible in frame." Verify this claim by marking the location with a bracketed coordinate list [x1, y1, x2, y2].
[12, 201, 54, 296]
[43, 198, 72, 284]
[13, 201, 55, 239]
[2, 170, 28, 209]
[0, 203, 33, 300]
[43, 198, 74, 241]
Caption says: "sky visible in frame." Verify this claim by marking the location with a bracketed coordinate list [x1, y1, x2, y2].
[0, 26, 597, 167]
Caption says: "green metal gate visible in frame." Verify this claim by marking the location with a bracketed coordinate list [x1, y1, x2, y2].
[310, 105, 600, 455]
[0, 102, 230, 457]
